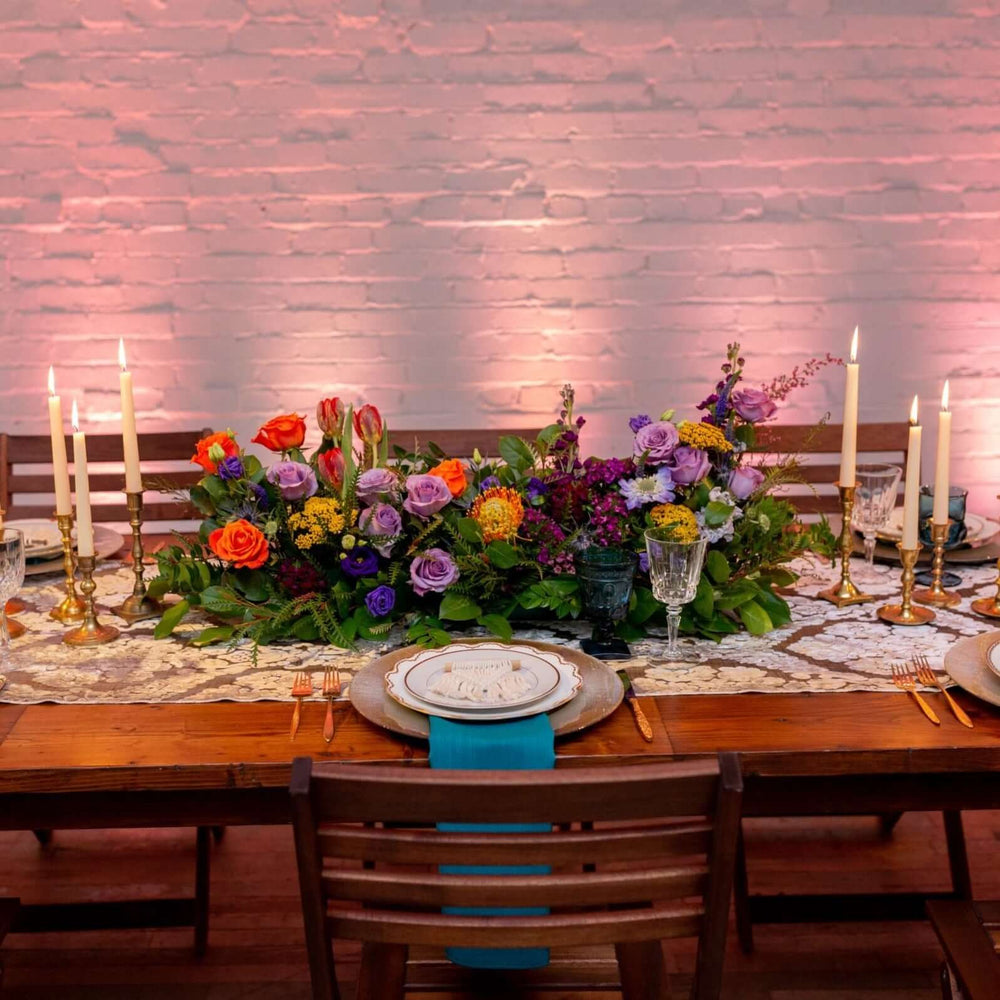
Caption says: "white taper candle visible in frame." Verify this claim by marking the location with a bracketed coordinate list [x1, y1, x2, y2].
[118, 338, 142, 493]
[47, 367, 73, 516]
[838, 327, 860, 487]
[932, 380, 951, 526]
[902, 395, 922, 550]
[71, 400, 94, 558]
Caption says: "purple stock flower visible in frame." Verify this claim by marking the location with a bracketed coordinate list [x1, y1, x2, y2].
[731, 388, 777, 423]
[582, 457, 634, 487]
[340, 546, 379, 579]
[588, 493, 630, 548]
[266, 460, 317, 501]
[633, 421, 679, 465]
[409, 548, 459, 596]
[728, 465, 765, 499]
[479, 475, 501, 491]
[628, 413, 652, 433]
[619, 466, 675, 510]
[217, 455, 245, 481]
[364, 584, 396, 617]
[669, 446, 711, 485]
[402, 474, 452, 519]
[359, 503, 403, 557]
[356, 467, 399, 503]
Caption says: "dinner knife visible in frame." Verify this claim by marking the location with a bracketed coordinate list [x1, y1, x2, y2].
[618, 670, 654, 742]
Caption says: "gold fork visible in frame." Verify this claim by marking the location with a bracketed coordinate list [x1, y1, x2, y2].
[290, 671, 313, 741]
[913, 655, 973, 729]
[322, 667, 341, 744]
[890, 662, 940, 725]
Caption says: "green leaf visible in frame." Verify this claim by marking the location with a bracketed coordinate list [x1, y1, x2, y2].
[236, 569, 270, 603]
[478, 613, 513, 641]
[189, 484, 215, 516]
[761, 568, 797, 588]
[738, 600, 774, 635]
[714, 579, 760, 611]
[615, 620, 646, 642]
[202, 475, 229, 504]
[190, 625, 234, 647]
[692, 573, 715, 619]
[703, 500, 733, 528]
[243, 454, 262, 477]
[198, 586, 248, 617]
[292, 617, 320, 641]
[704, 613, 740, 634]
[146, 576, 171, 601]
[536, 423, 563, 447]
[498, 435, 535, 472]
[486, 539, 518, 569]
[705, 550, 731, 584]
[753, 586, 792, 627]
[153, 598, 190, 639]
[687, 482, 710, 510]
[456, 517, 483, 543]
[439, 592, 483, 621]
[628, 586, 660, 625]
[734, 423, 756, 449]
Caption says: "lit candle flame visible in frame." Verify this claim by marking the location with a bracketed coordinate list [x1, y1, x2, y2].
[47, 366, 56, 397]
[941, 379, 950, 413]
[850, 326, 859, 364]
[909, 394, 919, 426]
[71, 398, 79, 433]
[118, 337, 127, 373]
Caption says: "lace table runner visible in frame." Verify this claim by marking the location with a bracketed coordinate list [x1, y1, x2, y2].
[1, 558, 998, 705]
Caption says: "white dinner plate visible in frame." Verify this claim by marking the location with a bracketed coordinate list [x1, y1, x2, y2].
[5, 519, 64, 561]
[944, 630, 1000, 708]
[876, 510, 998, 548]
[987, 639, 1000, 682]
[23, 524, 124, 577]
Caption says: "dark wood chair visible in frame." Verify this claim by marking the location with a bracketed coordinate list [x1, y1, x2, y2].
[928, 899, 1000, 999]
[750, 421, 910, 514]
[291, 754, 743, 1000]
[389, 428, 542, 460]
[0, 897, 19, 991]
[0, 429, 211, 523]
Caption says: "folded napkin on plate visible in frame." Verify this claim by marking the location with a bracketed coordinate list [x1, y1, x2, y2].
[429, 713, 555, 970]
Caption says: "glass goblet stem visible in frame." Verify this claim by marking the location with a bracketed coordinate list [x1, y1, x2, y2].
[0, 608, 9, 665]
[665, 606, 682, 657]
[863, 532, 877, 566]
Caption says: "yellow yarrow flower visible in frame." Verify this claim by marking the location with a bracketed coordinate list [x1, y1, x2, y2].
[287, 497, 350, 551]
[678, 420, 732, 452]
[471, 486, 525, 543]
[649, 503, 700, 543]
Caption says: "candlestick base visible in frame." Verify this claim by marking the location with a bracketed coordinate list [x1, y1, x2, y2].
[50, 593, 87, 624]
[112, 490, 161, 625]
[50, 511, 86, 623]
[819, 482, 874, 607]
[877, 542, 935, 626]
[913, 520, 961, 608]
[112, 593, 161, 625]
[972, 596, 1000, 619]
[63, 555, 119, 647]
[912, 586, 961, 608]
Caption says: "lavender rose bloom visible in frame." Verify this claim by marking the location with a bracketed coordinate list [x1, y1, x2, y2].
[360, 503, 403, 557]
[669, 446, 711, 485]
[410, 548, 459, 596]
[266, 460, 317, 500]
[633, 420, 679, 465]
[356, 467, 399, 503]
[365, 584, 395, 617]
[402, 474, 452, 519]
[217, 455, 244, 481]
[728, 465, 765, 500]
[731, 388, 777, 423]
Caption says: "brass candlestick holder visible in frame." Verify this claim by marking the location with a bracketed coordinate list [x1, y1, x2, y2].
[63, 554, 119, 646]
[819, 482, 874, 607]
[972, 557, 1000, 619]
[50, 511, 86, 623]
[112, 491, 161, 624]
[913, 520, 961, 608]
[877, 543, 935, 626]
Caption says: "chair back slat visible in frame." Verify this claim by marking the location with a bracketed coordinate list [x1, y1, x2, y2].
[389, 429, 541, 459]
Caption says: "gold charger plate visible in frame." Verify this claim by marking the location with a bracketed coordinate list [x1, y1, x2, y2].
[854, 535, 1000, 567]
[349, 638, 624, 740]
[944, 630, 1000, 708]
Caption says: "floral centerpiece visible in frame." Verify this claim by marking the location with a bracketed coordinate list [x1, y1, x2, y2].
[150, 344, 836, 651]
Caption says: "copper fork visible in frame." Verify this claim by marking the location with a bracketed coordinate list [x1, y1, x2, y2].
[290, 671, 312, 740]
[914, 655, 972, 728]
[322, 667, 342, 744]
[890, 662, 940, 725]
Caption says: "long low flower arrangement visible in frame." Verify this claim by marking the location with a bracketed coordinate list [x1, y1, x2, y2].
[150, 344, 836, 651]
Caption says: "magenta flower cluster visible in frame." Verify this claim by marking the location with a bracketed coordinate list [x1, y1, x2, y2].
[521, 509, 574, 574]
[588, 492, 630, 548]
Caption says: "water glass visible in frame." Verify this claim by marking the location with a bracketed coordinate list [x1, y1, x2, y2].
[574, 547, 637, 661]
[644, 530, 708, 660]
[918, 485, 968, 548]
[0, 528, 26, 666]
[851, 463, 902, 566]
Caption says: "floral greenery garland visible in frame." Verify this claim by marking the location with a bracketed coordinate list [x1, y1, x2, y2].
[151, 344, 837, 652]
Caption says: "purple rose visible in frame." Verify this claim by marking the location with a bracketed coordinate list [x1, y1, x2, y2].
[628, 413, 652, 433]
[409, 547, 459, 596]
[340, 546, 379, 579]
[217, 455, 244, 481]
[669, 446, 711, 485]
[266, 460, 317, 500]
[728, 465, 765, 500]
[360, 503, 403, 557]
[402, 474, 452, 519]
[364, 584, 395, 617]
[731, 388, 777, 423]
[633, 420, 679, 465]
[356, 467, 399, 503]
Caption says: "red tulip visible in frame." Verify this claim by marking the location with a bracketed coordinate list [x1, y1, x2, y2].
[353, 403, 383, 445]
[316, 396, 345, 439]
[317, 447, 345, 490]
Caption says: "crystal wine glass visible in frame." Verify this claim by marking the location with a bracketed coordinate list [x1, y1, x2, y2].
[644, 529, 708, 660]
[0, 528, 26, 667]
[851, 463, 902, 568]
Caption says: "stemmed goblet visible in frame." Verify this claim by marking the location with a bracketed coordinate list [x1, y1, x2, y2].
[0, 528, 26, 667]
[644, 529, 708, 660]
[851, 463, 902, 573]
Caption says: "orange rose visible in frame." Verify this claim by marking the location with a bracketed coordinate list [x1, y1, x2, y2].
[191, 431, 239, 474]
[208, 519, 270, 570]
[427, 458, 468, 498]
[252, 413, 306, 452]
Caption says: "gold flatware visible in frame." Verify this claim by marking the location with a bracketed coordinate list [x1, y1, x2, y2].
[618, 669, 653, 742]
[913, 654, 972, 729]
[322, 667, 341, 744]
[890, 662, 940, 725]
[290, 671, 312, 741]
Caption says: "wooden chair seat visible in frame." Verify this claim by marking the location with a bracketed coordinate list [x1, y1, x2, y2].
[928, 899, 1000, 1000]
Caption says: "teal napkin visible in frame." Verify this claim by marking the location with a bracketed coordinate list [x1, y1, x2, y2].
[429, 713, 556, 970]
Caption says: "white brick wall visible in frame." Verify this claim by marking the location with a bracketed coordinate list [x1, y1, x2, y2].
[1, 0, 999, 511]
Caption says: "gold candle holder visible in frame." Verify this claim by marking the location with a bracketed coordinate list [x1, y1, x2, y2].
[877, 543, 935, 626]
[63, 554, 119, 646]
[5, 599, 27, 637]
[972, 557, 1000, 619]
[50, 511, 86, 623]
[819, 482, 874, 607]
[112, 491, 161, 624]
[913, 520, 961, 608]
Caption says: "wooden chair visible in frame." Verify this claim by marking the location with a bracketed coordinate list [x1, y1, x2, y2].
[389, 428, 542, 460]
[0, 430, 211, 522]
[291, 754, 743, 1000]
[0, 897, 19, 991]
[750, 421, 910, 514]
[928, 899, 1000, 1000]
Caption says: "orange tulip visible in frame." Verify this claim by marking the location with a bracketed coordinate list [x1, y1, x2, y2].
[317, 397, 345, 439]
[208, 519, 269, 570]
[427, 458, 468, 498]
[317, 447, 345, 490]
[353, 404, 383, 445]
[252, 413, 306, 452]
[191, 431, 239, 474]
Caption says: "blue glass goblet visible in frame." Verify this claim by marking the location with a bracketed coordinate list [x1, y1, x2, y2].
[573, 547, 637, 661]
[916, 485, 968, 588]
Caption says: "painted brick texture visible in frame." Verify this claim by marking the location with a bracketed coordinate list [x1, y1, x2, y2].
[1, 1, 999, 508]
